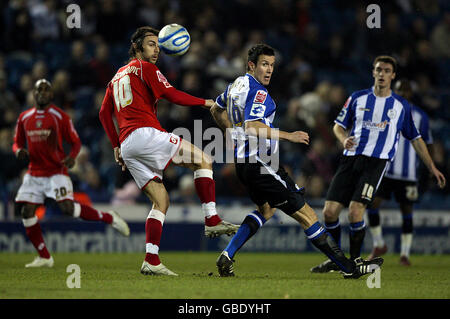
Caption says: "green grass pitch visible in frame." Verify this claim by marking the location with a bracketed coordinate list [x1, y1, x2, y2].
[1, 252, 449, 299]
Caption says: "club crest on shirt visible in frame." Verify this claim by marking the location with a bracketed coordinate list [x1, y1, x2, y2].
[169, 136, 178, 144]
[156, 70, 172, 88]
[253, 90, 267, 104]
[387, 109, 397, 119]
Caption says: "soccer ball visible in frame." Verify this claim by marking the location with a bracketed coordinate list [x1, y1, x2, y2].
[158, 24, 191, 56]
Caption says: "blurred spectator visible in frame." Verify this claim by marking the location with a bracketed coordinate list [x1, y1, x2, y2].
[431, 12, 450, 58]
[30, 60, 48, 83]
[5, 0, 33, 52]
[88, 42, 114, 89]
[51, 70, 74, 111]
[0, 70, 20, 129]
[29, 0, 61, 41]
[65, 40, 94, 89]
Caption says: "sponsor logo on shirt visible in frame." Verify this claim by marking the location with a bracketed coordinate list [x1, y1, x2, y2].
[250, 104, 266, 117]
[156, 71, 172, 88]
[253, 90, 267, 104]
[362, 120, 389, 131]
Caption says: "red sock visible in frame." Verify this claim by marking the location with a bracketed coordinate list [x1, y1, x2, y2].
[145, 210, 165, 265]
[23, 218, 51, 259]
[78, 203, 113, 224]
[194, 170, 222, 226]
[194, 176, 216, 204]
[205, 215, 222, 227]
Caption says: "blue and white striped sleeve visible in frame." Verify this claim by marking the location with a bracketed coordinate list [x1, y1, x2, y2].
[215, 84, 230, 109]
[401, 102, 421, 141]
[334, 95, 355, 130]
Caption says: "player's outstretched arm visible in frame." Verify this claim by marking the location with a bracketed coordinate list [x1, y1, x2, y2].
[411, 137, 446, 188]
[210, 103, 232, 131]
[245, 120, 309, 145]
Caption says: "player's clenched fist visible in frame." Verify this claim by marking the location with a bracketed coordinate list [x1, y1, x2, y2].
[343, 136, 356, 150]
[114, 147, 127, 171]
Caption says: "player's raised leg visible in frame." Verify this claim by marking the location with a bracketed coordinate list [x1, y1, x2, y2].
[310, 200, 343, 273]
[20, 203, 54, 268]
[140, 179, 177, 276]
[217, 203, 275, 277]
[172, 139, 239, 237]
[293, 203, 383, 279]
[57, 200, 130, 236]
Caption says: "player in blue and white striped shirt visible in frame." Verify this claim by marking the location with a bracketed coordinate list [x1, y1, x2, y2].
[366, 79, 434, 266]
[211, 44, 384, 279]
[311, 56, 446, 273]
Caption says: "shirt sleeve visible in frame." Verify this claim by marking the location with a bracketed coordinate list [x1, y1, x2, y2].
[244, 89, 269, 123]
[334, 95, 355, 130]
[99, 86, 120, 148]
[62, 113, 81, 159]
[215, 84, 230, 109]
[142, 62, 205, 106]
[12, 115, 25, 154]
[401, 103, 421, 141]
[419, 110, 433, 144]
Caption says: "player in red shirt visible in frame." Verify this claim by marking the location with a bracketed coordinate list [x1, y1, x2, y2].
[99, 26, 239, 276]
[13, 79, 130, 268]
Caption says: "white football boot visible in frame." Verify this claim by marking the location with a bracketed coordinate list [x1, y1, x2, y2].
[205, 220, 240, 238]
[140, 261, 178, 276]
[109, 210, 130, 236]
[25, 256, 54, 268]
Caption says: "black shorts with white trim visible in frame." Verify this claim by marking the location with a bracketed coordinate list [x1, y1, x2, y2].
[326, 154, 388, 206]
[235, 158, 305, 215]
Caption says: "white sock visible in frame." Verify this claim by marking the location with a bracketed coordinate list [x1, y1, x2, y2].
[202, 202, 217, 218]
[370, 225, 385, 248]
[401, 233, 412, 257]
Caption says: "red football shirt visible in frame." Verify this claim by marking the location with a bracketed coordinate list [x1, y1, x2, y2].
[12, 104, 81, 177]
[99, 58, 206, 148]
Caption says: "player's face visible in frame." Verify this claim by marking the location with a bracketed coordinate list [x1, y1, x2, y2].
[141, 35, 160, 64]
[250, 55, 275, 86]
[33, 81, 53, 107]
[372, 62, 395, 89]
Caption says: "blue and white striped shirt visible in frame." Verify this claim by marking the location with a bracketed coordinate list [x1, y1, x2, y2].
[216, 73, 278, 159]
[334, 88, 421, 160]
[385, 104, 432, 181]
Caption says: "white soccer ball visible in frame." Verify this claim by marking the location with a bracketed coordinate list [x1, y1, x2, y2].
[158, 24, 191, 56]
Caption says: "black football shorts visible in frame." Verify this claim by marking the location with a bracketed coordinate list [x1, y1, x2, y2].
[326, 155, 388, 206]
[235, 159, 305, 215]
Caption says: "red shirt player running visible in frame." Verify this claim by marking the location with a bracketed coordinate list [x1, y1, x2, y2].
[99, 26, 239, 276]
[13, 79, 130, 268]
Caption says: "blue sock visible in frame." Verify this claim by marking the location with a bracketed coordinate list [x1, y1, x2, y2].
[367, 208, 380, 227]
[349, 220, 366, 260]
[402, 213, 413, 233]
[224, 210, 266, 259]
[325, 220, 341, 248]
[306, 222, 354, 273]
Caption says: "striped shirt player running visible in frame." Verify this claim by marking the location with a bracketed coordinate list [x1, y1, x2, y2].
[366, 79, 434, 266]
[211, 44, 384, 279]
[311, 56, 446, 273]
[99, 26, 238, 276]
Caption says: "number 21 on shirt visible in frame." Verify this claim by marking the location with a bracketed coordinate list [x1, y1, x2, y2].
[113, 75, 133, 111]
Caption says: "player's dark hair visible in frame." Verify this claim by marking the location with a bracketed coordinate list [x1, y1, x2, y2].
[247, 44, 275, 71]
[373, 55, 397, 73]
[128, 26, 159, 59]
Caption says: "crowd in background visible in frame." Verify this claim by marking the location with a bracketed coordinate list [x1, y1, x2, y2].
[0, 0, 449, 215]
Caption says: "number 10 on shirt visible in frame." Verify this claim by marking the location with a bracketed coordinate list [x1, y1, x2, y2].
[113, 75, 133, 111]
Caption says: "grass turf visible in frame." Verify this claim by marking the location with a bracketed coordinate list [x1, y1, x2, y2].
[0, 252, 449, 299]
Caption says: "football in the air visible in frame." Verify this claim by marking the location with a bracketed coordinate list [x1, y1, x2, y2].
[158, 24, 191, 56]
